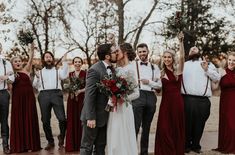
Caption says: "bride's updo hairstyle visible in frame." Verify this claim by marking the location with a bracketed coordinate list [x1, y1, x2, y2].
[119, 43, 136, 61]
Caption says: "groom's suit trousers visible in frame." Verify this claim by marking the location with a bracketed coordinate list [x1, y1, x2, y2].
[80, 123, 107, 155]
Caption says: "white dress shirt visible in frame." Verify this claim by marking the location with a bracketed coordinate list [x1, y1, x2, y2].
[136, 61, 162, 91]
[0, 58, 15, 90]
[181, 60, 221, 97]
[33, 62, 69, 91]
[102, 61, 112, 75]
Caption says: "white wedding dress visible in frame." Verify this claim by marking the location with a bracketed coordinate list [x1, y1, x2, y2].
[106, 63, 139, 155]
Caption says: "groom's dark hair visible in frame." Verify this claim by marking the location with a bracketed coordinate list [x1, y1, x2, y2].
[97, 43, 113, 60]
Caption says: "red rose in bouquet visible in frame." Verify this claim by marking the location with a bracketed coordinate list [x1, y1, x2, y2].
[97, 71, 137, 112]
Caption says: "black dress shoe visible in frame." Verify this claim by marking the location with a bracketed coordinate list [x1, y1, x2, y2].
[192, 149, 203, 154]
[3, 147, 10, 154]
[185, 148, 191, 153]
[44, 143, 55, 150]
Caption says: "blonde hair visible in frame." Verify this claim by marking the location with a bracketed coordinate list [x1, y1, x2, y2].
[228, 51, 235, 57]
[161, 50, 178, 79]
[10, 56, 22, 63]
[225, 51, 235, 68]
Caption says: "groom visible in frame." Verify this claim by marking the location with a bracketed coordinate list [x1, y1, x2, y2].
[80, 43, 117, 155]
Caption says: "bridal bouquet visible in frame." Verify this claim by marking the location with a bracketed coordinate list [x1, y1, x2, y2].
[97, 70, 137, 111]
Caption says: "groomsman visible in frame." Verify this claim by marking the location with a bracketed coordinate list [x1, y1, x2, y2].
[0, 43, 15, 154]
[132, 43, 162, 155]
[182, 46, 220, 153]
[33, 51, 69, 150]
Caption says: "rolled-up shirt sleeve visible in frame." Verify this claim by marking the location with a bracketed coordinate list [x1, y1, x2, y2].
[33, 75, 40, 90]
[59, 62, 69, 80]
[6, 61, 15, 82]
[148, 65, 162, 89]
[206, 63, 221, 82]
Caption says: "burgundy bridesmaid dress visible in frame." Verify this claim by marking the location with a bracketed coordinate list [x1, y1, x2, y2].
[154, 68, 185, 155]
[216, 68, 235, 154]
[10, 72, 41, 153]
[65, 70, 86, 152]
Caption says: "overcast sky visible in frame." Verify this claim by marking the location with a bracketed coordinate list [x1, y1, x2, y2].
[1, 0, 235, 58]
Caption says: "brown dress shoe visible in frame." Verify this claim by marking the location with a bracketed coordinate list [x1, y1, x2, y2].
[3, 147, 10, 154]
[57, 135, 64, 148]
[44, 143, 55, 150]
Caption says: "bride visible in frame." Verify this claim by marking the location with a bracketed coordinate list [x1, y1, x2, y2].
[107, 43, 139, 155]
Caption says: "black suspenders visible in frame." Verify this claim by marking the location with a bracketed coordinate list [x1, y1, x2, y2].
[135, 60, 141, 88]
[40, 69, 59, 90]
[182, 76, 209, 96]
[135, 60, 155, 89]
[3, 60, 6, 89]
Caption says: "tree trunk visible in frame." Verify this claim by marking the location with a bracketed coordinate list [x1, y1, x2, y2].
[133, 0, 158, 49]
[117, 0, 124, 44]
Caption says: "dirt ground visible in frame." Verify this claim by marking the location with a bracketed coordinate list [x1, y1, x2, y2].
[1, 96, 234, 155]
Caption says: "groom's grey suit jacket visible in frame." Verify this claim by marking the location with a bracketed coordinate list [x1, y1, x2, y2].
[81, 61, 109, 127]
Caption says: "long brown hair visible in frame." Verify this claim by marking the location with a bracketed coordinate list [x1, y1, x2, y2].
[119, 43, 136, 61]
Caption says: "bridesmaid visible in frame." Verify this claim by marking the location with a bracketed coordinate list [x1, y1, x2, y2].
[154, 32, 185, 155]
[65, 56, 86, 152]
[10, 43, 41, 153]
[215, 52, 235, 154]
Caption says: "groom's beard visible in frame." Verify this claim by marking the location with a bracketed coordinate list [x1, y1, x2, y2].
[110, 59, 117, 63]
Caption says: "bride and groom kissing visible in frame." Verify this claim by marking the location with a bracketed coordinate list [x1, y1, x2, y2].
[80, 43, 139, 155]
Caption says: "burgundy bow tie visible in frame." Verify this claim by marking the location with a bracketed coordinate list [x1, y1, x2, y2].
[140, 62, 148, 66]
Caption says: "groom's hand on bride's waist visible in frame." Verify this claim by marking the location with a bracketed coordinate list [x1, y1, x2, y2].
[87, 120, 96, 128]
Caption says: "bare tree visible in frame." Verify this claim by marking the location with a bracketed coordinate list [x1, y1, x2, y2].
[110, 0, 160, 48]
[62, 9, 99, 67]
[0, 1, 17, 43]
[25, 0, 75, 57]
[60, 0, 118, 67]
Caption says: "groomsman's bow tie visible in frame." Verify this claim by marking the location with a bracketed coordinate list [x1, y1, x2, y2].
[140, 62, 148, 66]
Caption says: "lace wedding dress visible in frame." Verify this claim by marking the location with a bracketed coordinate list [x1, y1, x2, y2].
[106, 63, 139, 155]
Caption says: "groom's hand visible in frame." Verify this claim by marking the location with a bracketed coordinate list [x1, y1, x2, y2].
[87, 120, 96, 128]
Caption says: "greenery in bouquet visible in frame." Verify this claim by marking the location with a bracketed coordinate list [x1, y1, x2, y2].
[17, 29, 34, 46]
[97, 70, 137, 108]
[63, 76, 85, 98]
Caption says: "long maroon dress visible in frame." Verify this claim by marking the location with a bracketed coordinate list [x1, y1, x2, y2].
[10, 72, 41, 153]
[65, 70, 86, 152]
[216, 68, 235, 153]
[154, 68, 185, 155]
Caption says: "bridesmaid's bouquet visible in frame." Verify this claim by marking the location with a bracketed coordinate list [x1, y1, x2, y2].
[64, 76, 85, 99]
[97, 70, 137, 112]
